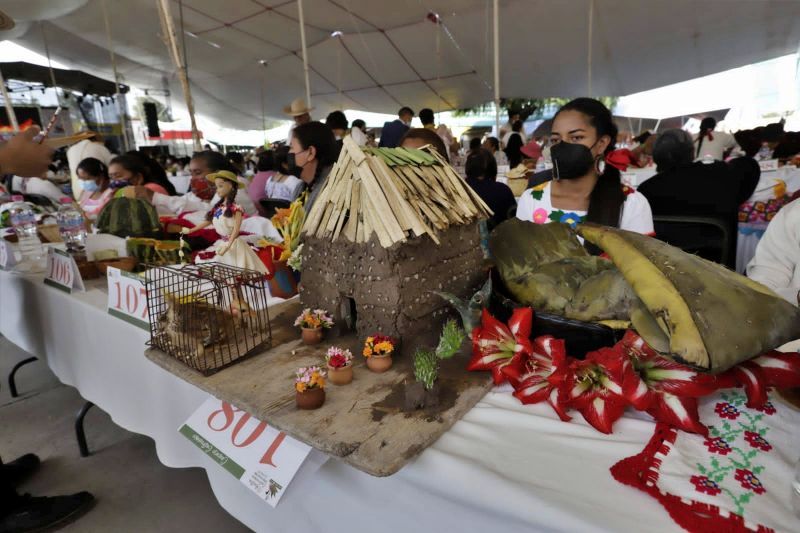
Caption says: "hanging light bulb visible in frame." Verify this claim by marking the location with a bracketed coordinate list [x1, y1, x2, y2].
[426, 12, 441, 24]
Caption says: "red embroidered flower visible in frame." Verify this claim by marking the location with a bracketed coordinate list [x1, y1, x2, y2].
[743, 431, 772, 452]
[690, 475, 722, 496]
[714, 402, 740, 420]
[754, 401, 776, 415]
[703, 436, 732, 455]
[734, 469, 766, 494]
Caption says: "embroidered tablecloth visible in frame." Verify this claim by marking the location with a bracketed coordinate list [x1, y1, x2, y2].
[612, 389, 800, 532]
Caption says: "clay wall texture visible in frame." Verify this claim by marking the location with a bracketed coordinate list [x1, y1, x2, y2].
[300, 222, 485, 352]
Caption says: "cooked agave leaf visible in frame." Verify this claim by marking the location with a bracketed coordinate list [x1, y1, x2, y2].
[565, 269, 639, 322]
[579, 223, 800, 373]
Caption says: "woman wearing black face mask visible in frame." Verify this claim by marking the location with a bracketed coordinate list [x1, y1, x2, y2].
[515, 98, 654, 235]
[289, 121, 337, 211]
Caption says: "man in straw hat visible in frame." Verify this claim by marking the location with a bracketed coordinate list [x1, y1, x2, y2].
[284, 97, 313, 144]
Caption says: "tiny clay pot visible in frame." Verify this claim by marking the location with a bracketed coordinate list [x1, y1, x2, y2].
[327, 364, 353, 385]
[366, 354, 393, 373]
[301, 327, 323, 345]
[296, 387, 325, 410]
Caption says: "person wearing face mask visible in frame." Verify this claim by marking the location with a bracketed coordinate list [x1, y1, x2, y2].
[515, 98, 654, 236]
[108, 155, 169, 198]
[76, 157, 113, 219]
[289, 121, 338, 211]
[379, 106, 414, 148]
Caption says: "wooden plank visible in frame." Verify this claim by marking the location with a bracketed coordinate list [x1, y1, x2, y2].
[144, 299, 492, 477]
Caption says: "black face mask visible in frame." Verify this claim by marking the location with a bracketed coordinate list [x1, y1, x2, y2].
[551, 141, 596, 180]
[286, 152, 302, 177]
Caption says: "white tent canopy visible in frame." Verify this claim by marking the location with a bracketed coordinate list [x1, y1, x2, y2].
[4, 0, 800, 130]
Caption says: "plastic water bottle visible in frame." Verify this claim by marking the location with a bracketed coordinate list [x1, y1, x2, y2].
[757, 143, 772, 161]
[56, 198, 86, 255]
[8, 195, 44, 268]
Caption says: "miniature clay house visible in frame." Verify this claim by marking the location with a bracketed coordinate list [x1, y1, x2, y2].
[300, 137, 492, 349]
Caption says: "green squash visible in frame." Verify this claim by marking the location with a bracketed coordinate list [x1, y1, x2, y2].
[96, 198, 161, 238]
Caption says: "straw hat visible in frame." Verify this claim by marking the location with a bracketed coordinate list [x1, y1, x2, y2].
[0, 9, 15, 31]
[283, 98, 314, 117]
[207, 170, 243, 188]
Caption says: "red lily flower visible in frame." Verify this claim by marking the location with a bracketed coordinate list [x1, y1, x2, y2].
[616, 331, 714, 435]
[717, 351, 800, 408]
[467, 308, 534, 384]
[566, 348, 627, 434]
[505, 336, 572, 421]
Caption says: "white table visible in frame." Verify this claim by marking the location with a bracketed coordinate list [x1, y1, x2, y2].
[0, 268, 679, 533]
[736, 165, 800, 273]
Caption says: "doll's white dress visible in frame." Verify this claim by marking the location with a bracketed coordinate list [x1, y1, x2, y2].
[211, 203, 267, 274]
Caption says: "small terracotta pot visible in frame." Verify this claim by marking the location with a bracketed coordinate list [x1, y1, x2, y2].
[366, 354, 393, 373]
[296, 387, 325, 409]
[327, 364, 353, 385]
[301, 327, 323, 345]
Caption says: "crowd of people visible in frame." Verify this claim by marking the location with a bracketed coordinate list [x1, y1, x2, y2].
[5, 90, 800, 530]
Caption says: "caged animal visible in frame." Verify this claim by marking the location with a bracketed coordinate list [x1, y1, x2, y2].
[157, 292, 239, 359]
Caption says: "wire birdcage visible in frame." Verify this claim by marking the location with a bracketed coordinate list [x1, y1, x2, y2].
[145, 262, 272, 375]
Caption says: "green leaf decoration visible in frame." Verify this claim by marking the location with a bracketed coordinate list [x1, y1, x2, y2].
[413, 348, 438, 390]
[436, 320, 465, 360]
[531, 190, 544, 201]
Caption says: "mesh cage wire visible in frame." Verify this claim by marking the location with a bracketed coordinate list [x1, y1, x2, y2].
[144, 262, 272, 375]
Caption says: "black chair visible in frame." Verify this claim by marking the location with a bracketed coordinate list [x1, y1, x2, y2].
[259, 198, 291, 218]
[653, 215, 734, 268]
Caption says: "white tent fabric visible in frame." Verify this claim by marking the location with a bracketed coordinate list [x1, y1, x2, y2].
[4, 0, 800, 130]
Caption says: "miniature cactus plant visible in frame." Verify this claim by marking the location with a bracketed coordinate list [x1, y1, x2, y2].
[413, 319, 466, 391]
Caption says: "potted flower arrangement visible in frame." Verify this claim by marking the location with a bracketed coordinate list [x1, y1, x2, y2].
[295, 366, 326, 409]
[325, 346, 354, 385]
[294, 308, 334, 345]
[363, 334, 396, 373]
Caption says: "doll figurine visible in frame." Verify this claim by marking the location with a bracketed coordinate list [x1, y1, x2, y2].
[183, 170, 267, 274]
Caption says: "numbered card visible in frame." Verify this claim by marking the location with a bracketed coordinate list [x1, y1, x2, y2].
[44, 248, 84, 293]
[759, 159, 779, 172]
[180, 397, 311, 507]
[0, 239, 15, 270]
[107, 267, 149, 330]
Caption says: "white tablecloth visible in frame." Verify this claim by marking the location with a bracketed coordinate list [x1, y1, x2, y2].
[0, 269, 680, 533]
[735, 166, 800, 273]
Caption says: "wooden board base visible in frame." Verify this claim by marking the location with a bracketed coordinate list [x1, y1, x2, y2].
[145, 299, 493, 476]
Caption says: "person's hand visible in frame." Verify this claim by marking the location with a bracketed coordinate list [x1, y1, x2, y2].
[132, 186, 154, 201]
[180, 227, 192, 235]
[0, 126, 54, 176]
[218, 244, 230, 257]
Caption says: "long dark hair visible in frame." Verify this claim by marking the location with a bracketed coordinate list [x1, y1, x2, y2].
[696, 117, 716, 157]
[191, 150, 239, 174]
[504, 133, 524, 167]
[554, 98, 623, 227]
[292, 121, 337, 178]
[124, 151, 177, 195]
[77, 157, 109, 181]
[205, 182, 238, 221]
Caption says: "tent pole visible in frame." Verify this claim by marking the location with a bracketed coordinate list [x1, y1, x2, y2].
[0, 67, 19, 132]
[156, 0, 202, 151]
[587, 0, 594, 97]
[493, 0, 500, 137]
[298, 0, 312, 107]
[101, 0, 130, 152]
